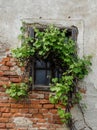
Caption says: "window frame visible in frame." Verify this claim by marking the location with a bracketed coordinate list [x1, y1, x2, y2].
[27, 24, 78, 91]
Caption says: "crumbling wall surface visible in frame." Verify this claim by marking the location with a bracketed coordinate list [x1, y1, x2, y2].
[0, 0, 97, 130]
[0, 55, 67, 130]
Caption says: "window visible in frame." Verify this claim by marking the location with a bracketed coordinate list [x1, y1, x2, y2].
[27, 25, 78, 91]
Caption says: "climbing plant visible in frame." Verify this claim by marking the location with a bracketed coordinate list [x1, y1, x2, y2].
[4, 83, 28, 100]
[11, 23, 91, 126]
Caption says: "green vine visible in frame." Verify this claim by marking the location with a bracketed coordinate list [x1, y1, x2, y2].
[11, 23, 91, 126]
[4, 83, 28, 100]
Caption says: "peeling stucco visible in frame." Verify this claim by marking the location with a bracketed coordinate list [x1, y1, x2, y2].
[0, 0, 97, 129]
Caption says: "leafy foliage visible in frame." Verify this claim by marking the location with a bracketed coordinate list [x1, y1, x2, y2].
[11, 24, 92, 125]
[58, 108, 72, 123]
[4, 83, 28, 100]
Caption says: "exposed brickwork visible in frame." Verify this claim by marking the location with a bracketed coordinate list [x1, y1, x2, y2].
[0, 55, 66, 130]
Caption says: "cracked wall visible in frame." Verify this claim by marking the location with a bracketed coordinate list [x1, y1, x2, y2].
[0, 0, 97, 129]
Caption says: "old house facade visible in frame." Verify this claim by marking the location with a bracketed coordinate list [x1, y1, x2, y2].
[0, 0, 97, 130]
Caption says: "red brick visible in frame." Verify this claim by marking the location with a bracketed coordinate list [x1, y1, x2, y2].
[53, 115, 62, 124]
[36, 91, 49, 94]
[0, 103, 10, 107]
[7, 129, 15, 130]
[49, 109, 57, 114]
[21, 67, 25, 71]
[17, 103, 27, 109]
[39, 109, 48, 113]
[48, 128, 56, 130]
[0, 112, 1, 117]
[22, 103, 32, 108]
[31, 104, 42, 109]
[0, 71, 4, 76]
[10, 109, 19, 113]
[31, 100, 40, 104]
[0, 118, 9, 123]
[0, 108, 10, 113]
[3, 71, 17, 76]
[55, 104, 65, 109]
[29, 109, 38, 114]
[40, 99, 49, 104]
[13, 113, 24, 117]
[29, 93, 38, 98]
[9, 98, 17, 103]
[6, 61, 16, 67]
[17, 128, 28, 130]
[0, 92, 8, 97]
[19, 109, 29, 113]
[0, 57, 10, 65]
[6, 123, 15, 128]
[35, 123, 49, 129]
[43, 104, 54, 109]
[0, 66, 10, 71]
[10, 57, 17, 62]
[2, 57, 10, 62]
[2, 113, 12, 118]
[30, 93, 44, 99]
[10, 77, 22, 83]
[0, 87, 5, 92]
[25, 113, 32, 118]
[0, 98, 9, 103]
[0, 123, 6, 128]
[44, 93, 49, 99]
[31, 118, 37, 124]
[0, 77, 9, 81]
[43, 113, 52, 119]
[33, 113, 43, 119]
[0, 81, 10, 86]
[0, 61, 5, 65]
[37, 119, 47, 123]
[11, 103, 24, 108]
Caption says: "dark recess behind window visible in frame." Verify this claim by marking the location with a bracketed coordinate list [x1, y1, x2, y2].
[27, 25, 78, 91]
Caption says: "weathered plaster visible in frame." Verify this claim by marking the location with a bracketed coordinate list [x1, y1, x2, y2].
[0, 0, 97, 129]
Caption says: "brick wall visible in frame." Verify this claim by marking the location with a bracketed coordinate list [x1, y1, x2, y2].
[0, 54, 66, 130]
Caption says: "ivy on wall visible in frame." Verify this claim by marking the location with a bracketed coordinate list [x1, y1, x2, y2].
[5, 23, 92, 127]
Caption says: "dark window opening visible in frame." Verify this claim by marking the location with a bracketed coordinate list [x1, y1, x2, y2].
[27, 25, 78, 91]
[34, 60, 50, 86]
